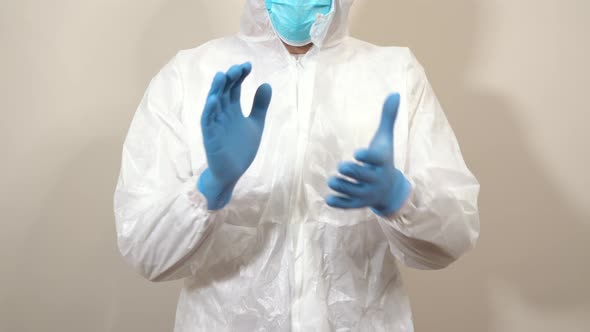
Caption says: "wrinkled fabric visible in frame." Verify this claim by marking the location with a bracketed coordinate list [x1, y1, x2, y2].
[114, 0, 480, 331]
[265, 0, 333, 46]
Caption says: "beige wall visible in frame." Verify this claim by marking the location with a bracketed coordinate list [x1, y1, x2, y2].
[1, 0, 588, 331]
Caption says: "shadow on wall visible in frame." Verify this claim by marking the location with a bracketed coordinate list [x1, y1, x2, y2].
[136, 0, 243, 86]
[3, 1, 246, 331]
[10, 137, 181, 332]
[351, 1, 590, 332]
[8, 1, 588, 332]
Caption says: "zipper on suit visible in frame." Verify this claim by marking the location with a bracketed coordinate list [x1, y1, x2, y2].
[290, 55, 304, 332]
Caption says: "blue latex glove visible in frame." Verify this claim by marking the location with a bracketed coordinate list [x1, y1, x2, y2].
[326, 93, 412, 217]
[198, 62, 273, 210]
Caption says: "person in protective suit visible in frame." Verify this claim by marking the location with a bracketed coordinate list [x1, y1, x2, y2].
[114, 0, 480, 331]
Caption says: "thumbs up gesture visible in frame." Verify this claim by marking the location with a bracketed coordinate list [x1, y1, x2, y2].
[326, 93, 413, 216]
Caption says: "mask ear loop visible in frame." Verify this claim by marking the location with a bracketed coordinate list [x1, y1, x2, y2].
[264, 1, 335, 47]
[310, 2, 336, 48]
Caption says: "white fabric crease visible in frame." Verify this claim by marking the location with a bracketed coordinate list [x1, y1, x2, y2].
[114, 0, 480, 330]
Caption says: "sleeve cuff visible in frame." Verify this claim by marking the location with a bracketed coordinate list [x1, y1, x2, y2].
[186, 177, 221, 215]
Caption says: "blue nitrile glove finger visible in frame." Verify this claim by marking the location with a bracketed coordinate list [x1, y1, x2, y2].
[230, 62, 252, 103]
[325, 195, 366, 210]
[202, 72, 226, 126]
[337, 161, 379, 183]
[198, 63, 273, 210]
[328, 176, 368, 198]
[326, 93, 412, 216]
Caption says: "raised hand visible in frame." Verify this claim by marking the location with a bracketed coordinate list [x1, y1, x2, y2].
[198, 62, 273, 210]
[326, 93, 412, 216]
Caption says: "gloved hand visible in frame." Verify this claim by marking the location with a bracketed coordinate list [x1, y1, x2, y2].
[198, 62, 273, 210]
[326, 93, 412, 217]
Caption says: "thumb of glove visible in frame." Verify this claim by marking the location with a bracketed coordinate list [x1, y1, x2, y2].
[370, 93, 400, 151]
[249, 83, 273, 127]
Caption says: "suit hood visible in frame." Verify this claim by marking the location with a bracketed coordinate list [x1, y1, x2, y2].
[239, 0, 355, 49]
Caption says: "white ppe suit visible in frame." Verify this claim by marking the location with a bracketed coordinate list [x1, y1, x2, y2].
[114, 0, 480, 331]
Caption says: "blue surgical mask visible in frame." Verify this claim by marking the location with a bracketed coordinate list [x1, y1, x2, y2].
[265, 0, 333, 47]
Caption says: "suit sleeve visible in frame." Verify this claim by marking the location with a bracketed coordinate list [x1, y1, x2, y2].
[114, 54, 265, 282]
[375, 50, 480, 270]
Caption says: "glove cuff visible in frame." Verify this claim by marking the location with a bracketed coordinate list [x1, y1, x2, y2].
[371, 170, 413, 217]
[197, 169, 237, 210]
